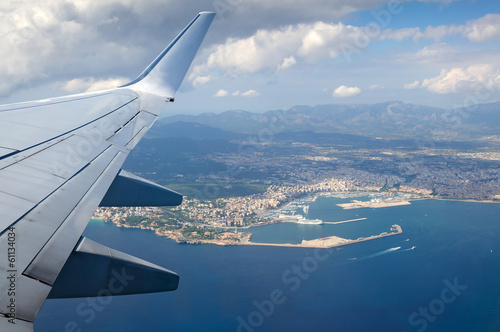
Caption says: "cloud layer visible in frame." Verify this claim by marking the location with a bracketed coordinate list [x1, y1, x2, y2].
[0, 0, 498, 111]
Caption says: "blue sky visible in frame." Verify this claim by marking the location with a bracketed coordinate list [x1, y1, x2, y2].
[0, 0, 499, 114]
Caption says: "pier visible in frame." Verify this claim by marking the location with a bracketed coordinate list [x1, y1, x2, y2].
[337, 200, 411, 209]
[323, 217, 367, 224]
[238, 224, 402, 249]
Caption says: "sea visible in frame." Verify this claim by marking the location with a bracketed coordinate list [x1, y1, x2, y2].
[35, 195, 500, 332]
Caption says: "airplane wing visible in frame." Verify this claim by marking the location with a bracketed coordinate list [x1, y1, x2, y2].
[0, 12, 215, 331]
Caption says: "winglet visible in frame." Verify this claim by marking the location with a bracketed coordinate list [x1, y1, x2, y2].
[121, 12, 215, 97]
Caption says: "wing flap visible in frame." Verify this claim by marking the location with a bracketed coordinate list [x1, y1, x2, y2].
[100, 169, 183, 207]
[23, 151, 127, 285]
[0, 164, 66, 203]
[48, 237, 179, 298]
[0, 192, 34, 230]
[0, 275, 51, 322]
[0, 315, 33, 331]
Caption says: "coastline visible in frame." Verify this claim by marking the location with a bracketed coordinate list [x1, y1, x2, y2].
[92, 191, 499, 250]
[173, 224, 403, 249]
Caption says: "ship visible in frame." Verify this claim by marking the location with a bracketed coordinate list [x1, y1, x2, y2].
[297, 218, 324, 225]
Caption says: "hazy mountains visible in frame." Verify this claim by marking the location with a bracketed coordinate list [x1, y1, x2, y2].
[154, 101, 500, 139]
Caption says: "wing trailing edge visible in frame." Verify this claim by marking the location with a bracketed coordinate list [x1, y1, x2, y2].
[99, 169, 183, 207]
[48, 237, 179, 299]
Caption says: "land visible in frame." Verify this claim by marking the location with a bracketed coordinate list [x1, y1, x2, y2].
[94, 101, 500, 247]
[337, 199, 411, 209]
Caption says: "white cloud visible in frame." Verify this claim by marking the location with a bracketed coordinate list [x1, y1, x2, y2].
[193, 13, 500, 81]
[421, 64, 500, 94]
[462, 14, 500, 42]
[214, 89, 229, 97]
[192, 76, 211, 86]
[410, 14, 500, 42]
[404, 80, 420, 90]
[369, 84, 384, 90]
[242, 89, 259, 97]
[278, 56, 297, 70]
[194, 21, 370, 76]
[379, 27, 420, 41]
[0, 0, 150, 96]
[63, 77, 129, 92]
[410, 43, 455, 61]
[232, 90, 241, 96]
[417, 0, 459, 3]
[332, 85, 361, 98]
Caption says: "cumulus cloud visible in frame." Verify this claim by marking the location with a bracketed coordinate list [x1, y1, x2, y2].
[379, 27, 420, 41]
[462, 14, 500, 42]
[242, 89, 259, 97]
[0, 0, 158, 96]
[192, 12, 500, 81]
[63, 77, 129, 92]
[412, 14, 500, 42]
[421, 65, 500, 94]
[404, 80, 420, 90]
[192, 76, 211, 86]
[278, 56, 297, 70]
[214, 89, 229, 97]
[193, 21, 372, 77]
[332, 85, 361, 98]
[369, 84, 384, 89]
[416, 0, 459, 3]
[379, 14, 500, 43]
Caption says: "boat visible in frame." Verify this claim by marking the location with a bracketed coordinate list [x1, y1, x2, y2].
[297, 218, 323, 225]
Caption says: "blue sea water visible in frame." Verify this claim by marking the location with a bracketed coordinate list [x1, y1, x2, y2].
[35, 198, 500, 332]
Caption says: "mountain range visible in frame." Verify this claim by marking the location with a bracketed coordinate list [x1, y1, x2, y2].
[153, 101, 500, 140]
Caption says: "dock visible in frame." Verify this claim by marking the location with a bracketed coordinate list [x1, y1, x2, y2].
[323, 217, 367, 224]
[239, 224, 402, 249]
[337, 200, 411, 209]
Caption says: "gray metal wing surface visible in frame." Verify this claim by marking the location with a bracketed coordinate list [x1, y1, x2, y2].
[0, 12, 215, 331]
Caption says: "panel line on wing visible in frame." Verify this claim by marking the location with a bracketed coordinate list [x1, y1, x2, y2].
[0, 92, 113, 113]
[0, 145, 114, 237]
[23, 151, 127, 284]
[0, 97, 138, 162]
[0, 150, 19, 161]
[106, 110, 141, 140]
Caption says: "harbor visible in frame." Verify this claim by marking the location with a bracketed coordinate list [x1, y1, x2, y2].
[239, 224, 403, 249]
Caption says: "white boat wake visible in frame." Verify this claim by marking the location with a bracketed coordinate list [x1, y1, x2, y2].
[359, 246, 401, 260]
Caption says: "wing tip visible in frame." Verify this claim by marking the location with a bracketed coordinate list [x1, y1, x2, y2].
[120, 11, 215, 97]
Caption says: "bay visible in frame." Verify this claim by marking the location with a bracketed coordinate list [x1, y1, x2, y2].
[35, 198, 500, 331]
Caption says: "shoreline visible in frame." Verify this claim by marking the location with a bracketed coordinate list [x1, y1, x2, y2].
[92, 191, 499, 249]
[176, 224, 403, 249]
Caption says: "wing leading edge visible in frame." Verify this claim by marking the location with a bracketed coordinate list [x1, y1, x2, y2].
[0, 12, 215, 331]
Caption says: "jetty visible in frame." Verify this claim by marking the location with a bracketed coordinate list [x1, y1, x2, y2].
[337, 200, 410, 209]
[323, 217, 367, 224]
[239, 224, 402, 249]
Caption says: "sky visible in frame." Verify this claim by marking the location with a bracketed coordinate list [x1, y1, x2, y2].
[0, 0, 499, 115]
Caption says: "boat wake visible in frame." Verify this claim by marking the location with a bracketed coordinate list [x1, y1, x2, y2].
[402, 246, 416, 251]
[359, 246, 401, 260]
